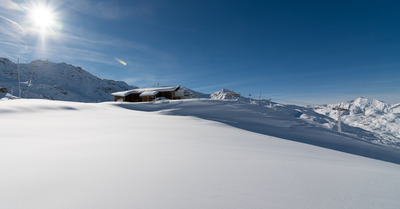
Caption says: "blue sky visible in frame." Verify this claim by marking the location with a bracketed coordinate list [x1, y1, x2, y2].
[1, 0, 399, 104]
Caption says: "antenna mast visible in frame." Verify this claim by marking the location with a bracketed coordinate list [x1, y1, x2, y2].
[332, 106, 349, 133]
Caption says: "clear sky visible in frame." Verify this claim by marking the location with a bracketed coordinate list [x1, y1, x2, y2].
[1, 0, 399, 105]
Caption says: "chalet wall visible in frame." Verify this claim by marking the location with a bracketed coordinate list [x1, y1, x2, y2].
[125, 94, 141, 102]
[142, 96, 156, 102]
[114, 96, 124, 101]
[158, 91, 174, 99]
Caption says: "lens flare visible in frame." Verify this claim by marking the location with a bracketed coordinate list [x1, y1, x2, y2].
[115, 58, 127, 66]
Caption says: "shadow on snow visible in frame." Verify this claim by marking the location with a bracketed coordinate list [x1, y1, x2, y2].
[114, 99, 400, 165]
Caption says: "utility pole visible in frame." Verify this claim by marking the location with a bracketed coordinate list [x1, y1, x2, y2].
[17, 59, 21, 98]
[332, 106, 349, 133]
[25, 64, 35, 98]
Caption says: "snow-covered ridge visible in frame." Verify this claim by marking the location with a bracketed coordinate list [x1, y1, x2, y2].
[0, 58, 137, 102]
[313, 97, 400, 147]
[208, 90, 399, 149]
[211, 89, 241, 100]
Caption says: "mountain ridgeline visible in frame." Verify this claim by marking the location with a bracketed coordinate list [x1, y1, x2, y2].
[212, 89, 400, 148]
[1, 58, 398, 149]
[0, 58, 136, 102]
[313, 97, 400, 147]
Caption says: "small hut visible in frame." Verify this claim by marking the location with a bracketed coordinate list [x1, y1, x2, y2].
[112, 86, 194, 102]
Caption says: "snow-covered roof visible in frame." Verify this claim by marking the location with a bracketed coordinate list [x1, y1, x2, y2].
[139, 90, 158, 97]
[112, 86, 180, 97]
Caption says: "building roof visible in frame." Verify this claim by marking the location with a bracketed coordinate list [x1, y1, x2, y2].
[112, 86, 180, 97]
[139, 90, 158, 97]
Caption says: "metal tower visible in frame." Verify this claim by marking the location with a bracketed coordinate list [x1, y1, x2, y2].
[332, 106, 350, 133]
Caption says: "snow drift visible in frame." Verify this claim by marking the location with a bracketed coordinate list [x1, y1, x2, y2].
[115, 98, 400, 164]
[0, 98, 399, 209]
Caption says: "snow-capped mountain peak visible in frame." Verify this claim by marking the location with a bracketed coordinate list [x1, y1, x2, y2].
[340, 97, 391, 116]
[210, 88, 241, 100]
[0, 58, 137, 102]
[313, 98, 400, 147]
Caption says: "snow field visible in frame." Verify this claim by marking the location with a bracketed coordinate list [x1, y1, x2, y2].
[0, 99, 400, 209]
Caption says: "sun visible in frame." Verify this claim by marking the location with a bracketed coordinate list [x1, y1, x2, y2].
[29, 4, 56, 34]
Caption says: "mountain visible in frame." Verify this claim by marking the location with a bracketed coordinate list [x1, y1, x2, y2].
[210, 88, 272, 105]
[0, 58, 137, 102]
[313, 97, 400, 147]
[210, 89, 399, 149]
[1, 57, 397, 149]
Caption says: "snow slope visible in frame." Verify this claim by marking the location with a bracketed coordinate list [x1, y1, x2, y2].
[210, 89, 400, 149]
[314, 97, 400, 147]
[1, 98, 400, 209]
[116, 99, 400, 164]
[0, 58, 136, 102]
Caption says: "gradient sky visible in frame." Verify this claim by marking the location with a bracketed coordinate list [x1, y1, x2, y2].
[1, 0, 399, 105]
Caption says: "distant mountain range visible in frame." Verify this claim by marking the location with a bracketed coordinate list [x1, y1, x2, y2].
[212, 89, 399, 148]
[313, 97, 400, 147]
[0, 58, 136, 102]
[1, 58, 398, 148]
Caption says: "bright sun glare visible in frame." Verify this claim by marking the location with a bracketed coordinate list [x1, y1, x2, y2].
[30, 5, 56, 34]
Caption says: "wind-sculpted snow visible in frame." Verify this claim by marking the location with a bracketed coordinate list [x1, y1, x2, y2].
[314, 97, 400, 147]
[115, 99, 400, 164]
[0, 58, 136, 102]
[1, 98, 400, 209]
